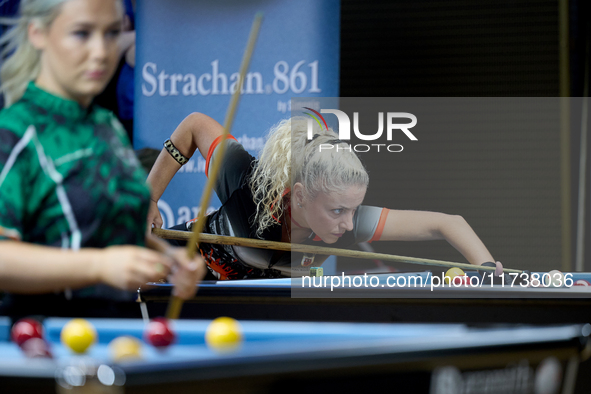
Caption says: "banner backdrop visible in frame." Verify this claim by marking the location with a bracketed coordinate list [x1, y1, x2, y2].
[135, 0, 340, 231]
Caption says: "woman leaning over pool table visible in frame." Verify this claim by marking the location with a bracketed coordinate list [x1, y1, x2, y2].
[147, 113, 506, 281]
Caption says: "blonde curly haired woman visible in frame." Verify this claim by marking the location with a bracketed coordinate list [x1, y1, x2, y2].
[148, 114, 504, 281]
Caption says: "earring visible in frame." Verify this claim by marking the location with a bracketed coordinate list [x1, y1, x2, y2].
[298, 203, 302, 208]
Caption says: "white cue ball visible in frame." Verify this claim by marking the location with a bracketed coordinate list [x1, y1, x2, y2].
[543, 270, 565, 288]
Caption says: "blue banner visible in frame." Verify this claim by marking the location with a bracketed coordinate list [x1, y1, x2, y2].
[135, 0, 340, 229]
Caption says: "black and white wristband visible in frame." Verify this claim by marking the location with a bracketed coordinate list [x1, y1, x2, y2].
[164, 139, 189, 166]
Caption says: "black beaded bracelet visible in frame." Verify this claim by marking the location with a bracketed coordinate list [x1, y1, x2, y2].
[164, 139, 189, 166]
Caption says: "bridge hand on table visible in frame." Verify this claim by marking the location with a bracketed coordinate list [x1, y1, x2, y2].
[479, 261, 516, 285]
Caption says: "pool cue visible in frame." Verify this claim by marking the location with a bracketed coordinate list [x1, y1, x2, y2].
[165, 13, 264, 320]
[575, 32, 590, 272]
[153, 228, 523, 275]
[357, 241, 398, 273]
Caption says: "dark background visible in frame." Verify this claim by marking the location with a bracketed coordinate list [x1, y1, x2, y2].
[337, 0, 591, 273]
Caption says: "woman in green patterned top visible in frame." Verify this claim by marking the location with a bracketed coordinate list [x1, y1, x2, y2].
[0, 0, 205, 305]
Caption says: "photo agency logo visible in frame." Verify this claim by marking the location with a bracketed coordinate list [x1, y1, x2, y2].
[303, 107, 417, 153]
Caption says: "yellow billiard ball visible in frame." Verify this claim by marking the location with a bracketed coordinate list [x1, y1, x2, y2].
[205, 317, 243, 352]
[109, 336, 143, 362]
[445, 267, 466, 285]
[60, 319, 97, 353]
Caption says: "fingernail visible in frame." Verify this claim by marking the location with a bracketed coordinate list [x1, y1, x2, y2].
[494, 261, 503, 276]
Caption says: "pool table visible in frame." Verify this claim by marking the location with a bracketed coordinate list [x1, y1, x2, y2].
[0, 317, 589, 393]
[139, 271, 591, 325]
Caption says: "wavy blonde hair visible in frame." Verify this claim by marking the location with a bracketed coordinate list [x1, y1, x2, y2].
[250, 116, 369, 237]
[0, 0, 122, 107]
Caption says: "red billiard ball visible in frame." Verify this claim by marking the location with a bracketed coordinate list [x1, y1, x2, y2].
[574, 280, 591, 287]
[11, 318, 44, 347]
[144, 317, 176, 348]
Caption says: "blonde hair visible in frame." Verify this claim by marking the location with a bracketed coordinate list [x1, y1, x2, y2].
[0, 0, 123, 107]
[0, 0, 72, 106]
[250, 116, 369, 237]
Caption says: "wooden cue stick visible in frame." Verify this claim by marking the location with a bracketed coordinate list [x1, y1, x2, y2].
[165, 13, 264, 320]
[558, 0, 571, 273]
[153, 228, 523, 274]
[575, 34, 590, 272]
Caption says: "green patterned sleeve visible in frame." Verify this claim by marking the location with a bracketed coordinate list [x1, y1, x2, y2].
[0, 128, 29, 241]
[106, 111, 132, 147]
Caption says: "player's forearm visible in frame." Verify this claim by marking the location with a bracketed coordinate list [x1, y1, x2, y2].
[0, 241, 101, 293]
[147, 149, 183, 201]
[439, 215, 494, 265]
